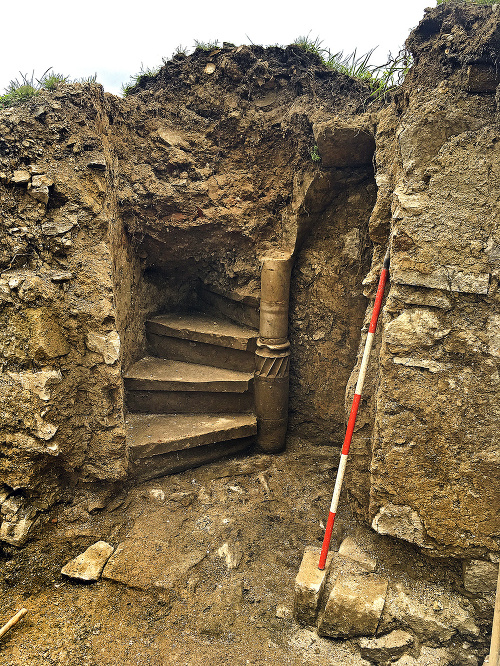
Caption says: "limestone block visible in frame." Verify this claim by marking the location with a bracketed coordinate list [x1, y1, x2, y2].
[11, 170, 30, 184]
[31, 174, 53, 188]
[371, 503, 428, 548]
[294, 546, 333, 625]
[392, 647, 452, 666]
[463, 560, 499, 596]
[28, 185, 49, 205]
[61, 541, 114, 581]
[86, 331, 120, 365]
[26, 307, 70, 360]
[359, 629, 415, 664]
[7, 369, 62, 400]
[313, 121, 375, 168]
[317, 573, 389, 638]
[381, 581, 479, 645]
[338, 536, 377, 572]
[216, 542, 243, 570]
[384, 309, 450, 354]
[0, 516, 34, 546]
[102, 538, 206, 590]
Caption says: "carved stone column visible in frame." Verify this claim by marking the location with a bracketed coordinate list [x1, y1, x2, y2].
[255, 252, 293, 452]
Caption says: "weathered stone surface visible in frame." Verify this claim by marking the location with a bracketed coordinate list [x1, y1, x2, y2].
[7, 369, 62, 400]
[372, 504, 428, 548]
[463, 560, 499, 596]
[359, 629, 415, 664]
[384, 309, 450, 354]
[61, 541, 114, 581]
[26, 307, 70, 359]
[11, 170, 30, 184]
[102, 538, 206, 590]
[86, 331, 120, 365]
[318, 573, 388, 638]
[338, 536, 377, 572]
[294, 546, 333, 625]
[0, 516, 34, 546]
[392, 647, 451, 666]
[380, 581, 479, 645]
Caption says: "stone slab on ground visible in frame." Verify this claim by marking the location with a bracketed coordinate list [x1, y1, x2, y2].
[359, 629, 415, 664]
[380, 580, 479, 645]
[294, 546, 334, 625]
[102, 538, 206, 591]
[318, 572, 389, 638]
[61, 541, 114, 581]
[393, 646, 452, 665]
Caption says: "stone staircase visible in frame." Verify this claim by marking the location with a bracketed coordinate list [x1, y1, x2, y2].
[124, 295, 260, 481]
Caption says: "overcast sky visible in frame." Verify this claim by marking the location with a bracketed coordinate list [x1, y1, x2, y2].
[1, 0, 431, 97]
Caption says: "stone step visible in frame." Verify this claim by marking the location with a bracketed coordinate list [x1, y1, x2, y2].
[199, 286, 260, 329]
[126, 389, 254, 414]
[125, 357, 254, 414]
[124, 357, 253, 392]
[146, 311, 257, 372]
[126, 413, 257, 480]
[127, 412, 257, 459]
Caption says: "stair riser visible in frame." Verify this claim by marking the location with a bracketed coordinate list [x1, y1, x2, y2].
[200, 289, 260, 329]
[147, 333, 255, 373]
[127, 390, 254, 414]
[124, 376, 252, 393]
[130, 436, 255, 482]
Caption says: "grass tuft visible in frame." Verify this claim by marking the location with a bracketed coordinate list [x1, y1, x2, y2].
[121, 64, 162, 96]
[193, 39, 220, 51]
[0, 69, 98, 109]
[292, 34, 412, 100]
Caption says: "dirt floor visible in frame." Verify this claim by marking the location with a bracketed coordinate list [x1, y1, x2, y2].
[0, 436, 471, 666]
[0, 437, 361, 666]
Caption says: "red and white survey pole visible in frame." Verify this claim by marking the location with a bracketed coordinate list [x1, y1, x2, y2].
[318, 248, 390, 570]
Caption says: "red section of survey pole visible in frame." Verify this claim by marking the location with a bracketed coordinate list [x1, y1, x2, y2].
[318, 249, 390, 570]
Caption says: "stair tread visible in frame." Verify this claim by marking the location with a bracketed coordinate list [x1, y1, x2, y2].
[147, 312, 258, 351]
[124, 357, 253, 392]
[126, 413, 257, 459]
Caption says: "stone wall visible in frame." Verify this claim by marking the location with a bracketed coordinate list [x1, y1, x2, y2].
[347, 2, 500, 558]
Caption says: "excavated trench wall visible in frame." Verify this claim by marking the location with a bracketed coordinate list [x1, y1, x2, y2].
[0, 3, 499, 563]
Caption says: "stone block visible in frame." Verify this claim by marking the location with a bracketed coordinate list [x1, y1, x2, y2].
[61, 541, 114, 581]
[338, 536, 377, 572]
[294, 546, 333, 625]
[359, 629, 414, 664]
[463, 560, 499, 596]
[26, 307, 70, 360]
[393, 646, 452, 665]
[371, 503, 428, 548]
[102, 538, 206, 590]
[86, 331, 120, 365]
[381, 581, 479, 645]
[318, 573, 389, 638]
